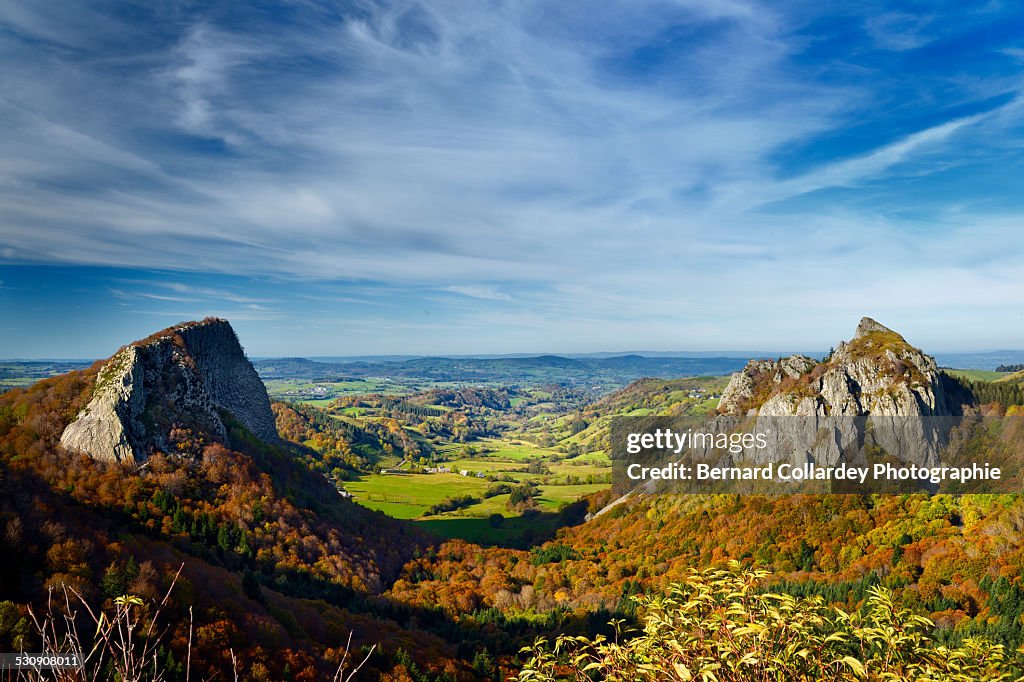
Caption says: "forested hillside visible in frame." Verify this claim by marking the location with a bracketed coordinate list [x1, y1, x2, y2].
[2, 319, 1024, 680]
[0, 365, 472, 679]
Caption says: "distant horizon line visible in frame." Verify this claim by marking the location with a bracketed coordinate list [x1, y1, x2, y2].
[5, 349, 1024, 363]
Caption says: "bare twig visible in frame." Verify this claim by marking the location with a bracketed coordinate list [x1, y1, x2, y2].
[332, 631, 376, 682]
[23, 563, 187, 682]
[186, 605, 193, 682]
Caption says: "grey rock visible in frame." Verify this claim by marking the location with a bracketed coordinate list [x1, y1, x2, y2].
[176, 321, 279, 443]
[60, 319, 278, 464]
[716, 317, 962, 469]
[855, 316, 893, 337]
[719, 317, 948, 420]
[59, 346, 145, 464]
[717, 355, 817, 415]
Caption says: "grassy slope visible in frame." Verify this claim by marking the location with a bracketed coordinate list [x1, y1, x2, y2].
[945, 369, 1010, 382]
[344, 472, 492, 518]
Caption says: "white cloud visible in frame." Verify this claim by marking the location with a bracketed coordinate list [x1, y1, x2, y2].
[444, 285, 513, 301]
[717, 110, 995, 211]
[1, 1, 1023, 352]
[0, 0, 849, 287]
[170, 24, 261, 138]
[865, 12, 937, 51]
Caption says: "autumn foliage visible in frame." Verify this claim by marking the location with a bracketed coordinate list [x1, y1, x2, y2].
[518, 563, 1020, 681]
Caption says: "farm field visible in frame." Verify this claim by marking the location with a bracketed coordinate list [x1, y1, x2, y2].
[414, 483, 606, 546]
[340, 434, 612, 542]
[534, 483, 608, 509]
[944, 368, 1009, 382]
[469, 437, 563, 460]
[561, 450, 610, 463]
[263, 377, 420, 403]
[344, 472, 491, 519]
[0, 360, 92, 391]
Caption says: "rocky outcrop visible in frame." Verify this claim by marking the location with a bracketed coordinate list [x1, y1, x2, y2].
[60, 318, 277, 464]
[174, 321, 278, 442]
[720, 317, 956, 419]
[718, 356, 818, 415]
[715, 317, 963, 469]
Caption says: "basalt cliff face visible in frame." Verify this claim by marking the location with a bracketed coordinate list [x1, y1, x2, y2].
[60, 318, 278, 464]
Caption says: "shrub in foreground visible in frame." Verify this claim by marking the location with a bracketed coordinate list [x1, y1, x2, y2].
[518, 562, 1021, 681]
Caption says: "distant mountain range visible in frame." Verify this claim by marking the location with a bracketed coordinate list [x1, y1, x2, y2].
[252, 354, 753, 390]
[6, 350, 1024, 392]
[297, 350, 821, 362]
[933, 350, 1024, 370]
[266, 349, 1024, 372]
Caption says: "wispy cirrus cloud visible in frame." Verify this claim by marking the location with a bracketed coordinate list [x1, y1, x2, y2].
[865, 12, 938, 51]
[2, 0, 1024, 355]
[444, 286, 513, 302]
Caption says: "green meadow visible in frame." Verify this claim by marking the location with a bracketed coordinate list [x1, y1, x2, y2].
[342, 435, 611, 544]
[345, 472, 491, 519]
[944, 369, 1008, 382]
[263, 377, 415, 403]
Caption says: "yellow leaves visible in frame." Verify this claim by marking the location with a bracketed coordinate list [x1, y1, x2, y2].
[729, 625, 763, 637]
[840, 655, 866, 678]
[517, 563, 1020, 682]
[736, 652, 759, 667]
[94, 611, 107, 637]
[672, 661, 693, 680]
[114, 594, 144, 607]
[697, 662, 721, 682]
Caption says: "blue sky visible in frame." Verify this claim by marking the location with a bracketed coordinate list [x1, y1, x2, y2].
[1, 0, 1023, 358]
